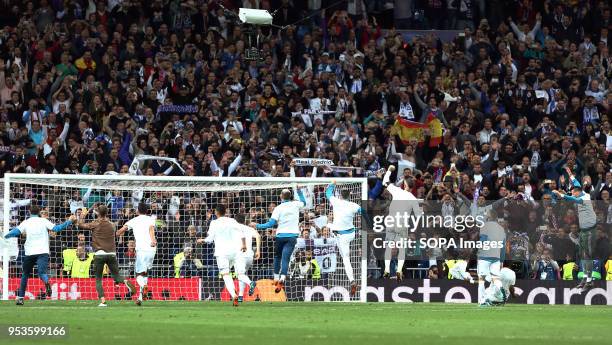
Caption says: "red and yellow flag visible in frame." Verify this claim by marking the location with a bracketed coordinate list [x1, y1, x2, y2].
[392, 113, 443, 147]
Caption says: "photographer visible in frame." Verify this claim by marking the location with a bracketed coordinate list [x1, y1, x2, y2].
[534, 248, 560, 280]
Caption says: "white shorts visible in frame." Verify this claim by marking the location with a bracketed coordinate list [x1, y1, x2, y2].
[336, 231, 356, 258]
[216, 254, 237, 275]
[135, 250, 156, 273]
[240, 252, 254, 271]
[477, 259, 501, 278]
[384, 229, 407, 242]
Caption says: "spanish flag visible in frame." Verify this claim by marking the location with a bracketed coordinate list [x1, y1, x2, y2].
[391, 113, 443, 147]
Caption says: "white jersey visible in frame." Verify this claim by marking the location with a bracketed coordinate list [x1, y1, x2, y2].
[387, 184, 422, 225]
[478, 221, 506, 260]
[125, 214, 156, 251]
[237, 224, 258, 256]
[271, 200, 305, 236]
[329, 196, 360, 231]
[17, 216, 56, 256]
[205, 217, 245, 256]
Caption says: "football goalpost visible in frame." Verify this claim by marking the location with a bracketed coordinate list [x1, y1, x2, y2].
[1, 174, 368, 302]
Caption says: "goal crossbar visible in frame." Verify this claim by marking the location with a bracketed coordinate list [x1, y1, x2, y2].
[2, 173, 369, 302]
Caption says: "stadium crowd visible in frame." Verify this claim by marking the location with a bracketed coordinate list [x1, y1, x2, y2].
[0, 0, 611, 282]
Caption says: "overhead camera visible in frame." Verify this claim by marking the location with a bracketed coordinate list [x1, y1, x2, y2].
[218, 7, 276, 61]
[238, 9, 273, 61]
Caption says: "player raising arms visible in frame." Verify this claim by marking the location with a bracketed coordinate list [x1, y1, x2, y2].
[116, 203, 157, 306]
[253, 187, 306, 293]
[381, 165, 422, 281]
[3, 205, 75, 305]
[480, 267, 516, 306]
[76, 205, 136, 307]
[203, 204, 250, 307]
[552, 167, 597, 293]
[325, 181, 361, 296]
[232, 214, 261, 302]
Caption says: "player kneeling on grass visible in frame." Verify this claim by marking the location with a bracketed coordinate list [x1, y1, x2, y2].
[77, 205, 136, 307]
[203, 204, 252, 307]
[116, 203, 157, 306]
[3, 205, 75, 305]
[480, 267, 516, 306]
[325, 181, 361, 296]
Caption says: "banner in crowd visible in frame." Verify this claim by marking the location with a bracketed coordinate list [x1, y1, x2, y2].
[295, 238, 338, 273]
[7, 278, 202, 301]
[155, 104, 198, 116]
[392, 113, 443, 147]
[292, 158, 334, 166]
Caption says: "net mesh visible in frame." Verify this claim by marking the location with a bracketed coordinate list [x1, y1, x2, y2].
[2, 175, 364, 302]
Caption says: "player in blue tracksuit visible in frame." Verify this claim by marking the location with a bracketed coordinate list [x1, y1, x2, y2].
[552, 168, 597, 293]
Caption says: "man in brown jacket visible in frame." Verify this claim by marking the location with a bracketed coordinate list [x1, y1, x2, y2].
[77, 205, 135, 307]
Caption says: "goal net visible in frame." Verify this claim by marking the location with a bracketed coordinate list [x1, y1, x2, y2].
[1, 174, 367, 302]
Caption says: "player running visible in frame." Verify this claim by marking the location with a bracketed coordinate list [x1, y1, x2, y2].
[552, 167, 597, 293]
[233, 214, 261, 302]
[204, 204, 250, 307]
[325, 181, 361, 296]
[480, 267, 516, 306]
[381, 166, 422, 281]
[3, 205, 75, 305]
[116, 203, 157, 305]
[477, 216, 506, 305]
[76, 205, 136, 307]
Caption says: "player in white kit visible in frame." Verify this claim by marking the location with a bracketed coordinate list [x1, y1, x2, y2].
[382, 166, 422, 281]
[233, 214, 261, 302]
[3, 205, 75, 305]
[116, 203, 157, 305]
[481, 267, 516, 306]
[477, 217, 506, 304]
[325, 181, 361, 295]
[204, 204, 251, 307]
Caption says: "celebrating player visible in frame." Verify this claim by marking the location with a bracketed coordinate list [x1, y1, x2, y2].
[253, 187, 306, 293]
[325, 181, 361, 296]
[203, 204, 249, 307]
[76, 205, 136, 307]
[477, 216, 506, 305]
[480, 267, 516, 306]
[552, 167, 597, 293]
[116, 203, 157, 305]
[381, 165, 422, 281]
[233, 214, 261, 302]
[3, 205, 75, 305]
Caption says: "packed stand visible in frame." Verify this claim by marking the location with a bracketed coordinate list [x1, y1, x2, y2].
[0, 0, 610, 281]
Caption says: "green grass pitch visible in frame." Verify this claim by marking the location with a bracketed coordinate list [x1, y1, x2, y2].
[1, 301, 609, 345]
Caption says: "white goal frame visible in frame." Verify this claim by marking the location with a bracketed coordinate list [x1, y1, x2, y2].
[2, 173, 368, 302]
